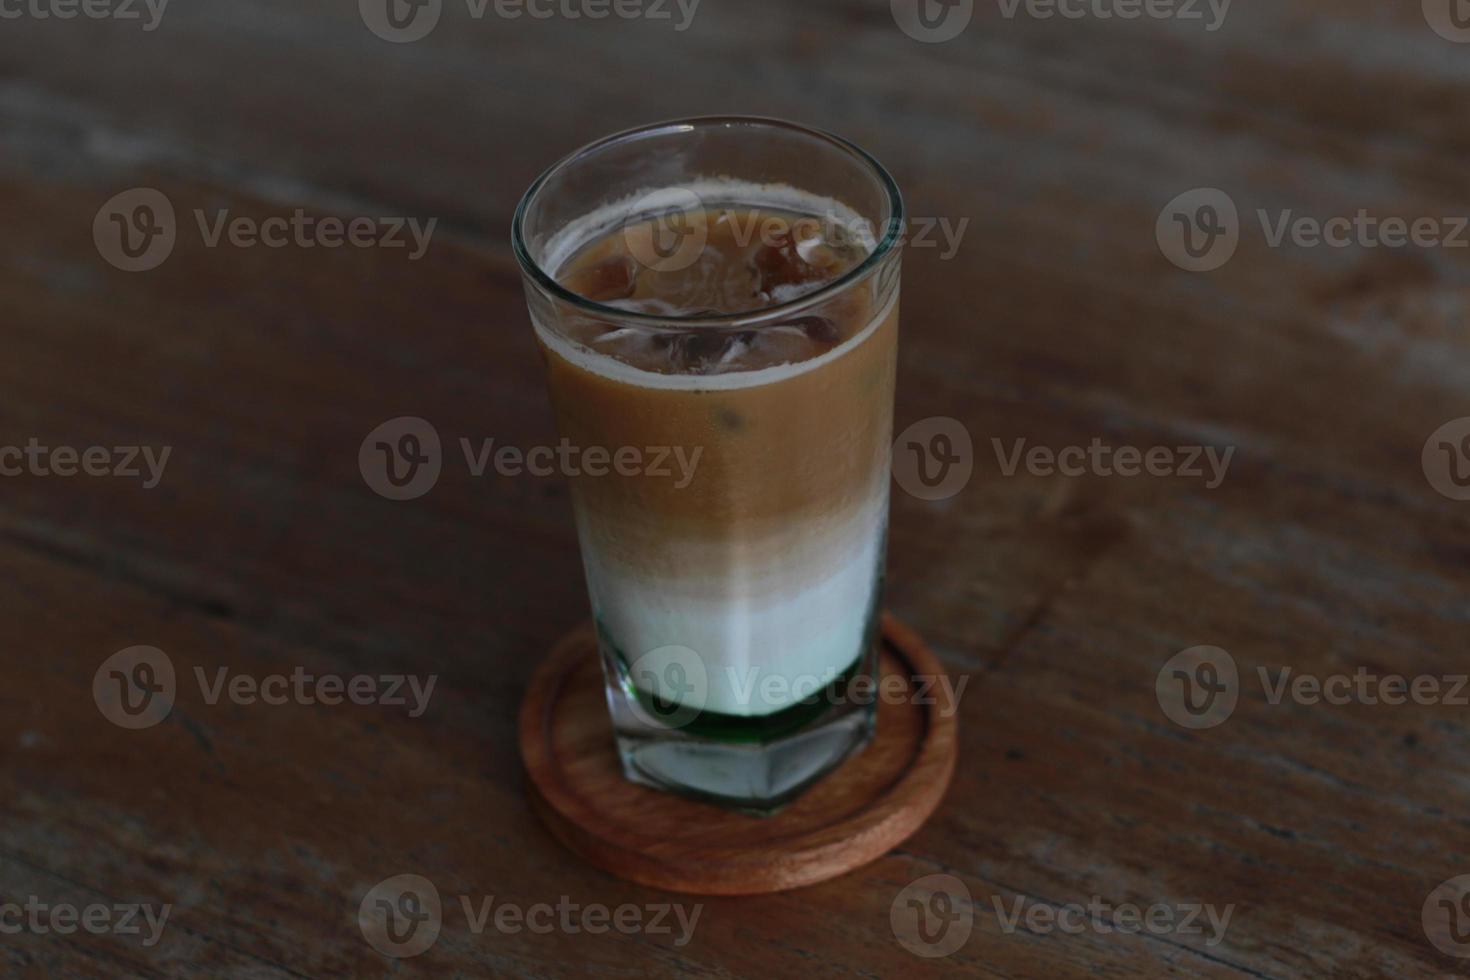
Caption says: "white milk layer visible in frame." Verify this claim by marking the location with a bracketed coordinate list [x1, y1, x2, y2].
[578, 493, 888, 717]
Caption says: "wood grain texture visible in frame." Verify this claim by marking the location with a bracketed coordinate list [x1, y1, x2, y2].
[520, 614, 957, 895]
[2, 0, 1470, 976]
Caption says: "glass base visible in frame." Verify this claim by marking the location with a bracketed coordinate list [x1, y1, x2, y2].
[598, 635, 880, 815]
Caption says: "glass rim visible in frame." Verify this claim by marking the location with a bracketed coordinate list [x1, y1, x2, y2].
[510, 115, 904, 331]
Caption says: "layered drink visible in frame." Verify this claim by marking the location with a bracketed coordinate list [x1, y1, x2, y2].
[514, 119, 903, 810]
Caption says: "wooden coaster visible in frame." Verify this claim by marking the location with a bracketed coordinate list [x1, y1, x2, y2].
[518, 613, 958, 895]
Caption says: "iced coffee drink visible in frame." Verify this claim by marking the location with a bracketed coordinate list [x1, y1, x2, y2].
[514, 119, 903, 811]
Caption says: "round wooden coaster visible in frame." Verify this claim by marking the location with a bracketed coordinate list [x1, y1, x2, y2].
[518, 613, 958, 895]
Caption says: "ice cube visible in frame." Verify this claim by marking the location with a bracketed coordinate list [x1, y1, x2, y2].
[662, 330, 756, 374]
[751, 228, 826, 297]
[563, 256, 637, 302]
[781, 314, 840, 345]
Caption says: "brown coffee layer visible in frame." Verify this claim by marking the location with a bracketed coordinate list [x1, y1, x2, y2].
[538, 202, 899, 577]
[575, 495, 887, 600]
[539, 300, 898, 542]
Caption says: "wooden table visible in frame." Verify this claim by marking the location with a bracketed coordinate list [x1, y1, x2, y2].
[4, 2, 1469, 976]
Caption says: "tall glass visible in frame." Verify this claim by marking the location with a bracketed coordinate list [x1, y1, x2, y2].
[513, 117, 903, 812]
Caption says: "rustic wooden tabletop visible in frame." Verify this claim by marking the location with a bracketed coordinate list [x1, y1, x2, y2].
[5, 1, 1470, 976]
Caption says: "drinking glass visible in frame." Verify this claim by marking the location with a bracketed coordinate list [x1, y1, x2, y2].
[513, 116, 903, 812]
